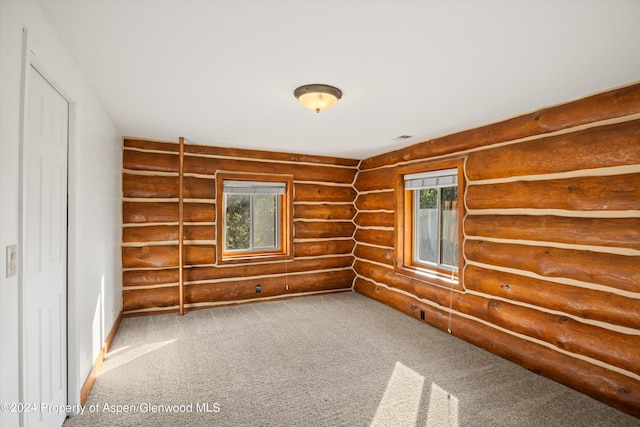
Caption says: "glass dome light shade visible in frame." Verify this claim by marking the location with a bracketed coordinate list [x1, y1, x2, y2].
[294, 84, 342, 113]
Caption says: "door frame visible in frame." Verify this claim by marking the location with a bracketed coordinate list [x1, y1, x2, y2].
[18, 27, 81, 423]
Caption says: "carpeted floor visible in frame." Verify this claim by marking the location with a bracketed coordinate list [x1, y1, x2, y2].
[64, 292, 638, 426]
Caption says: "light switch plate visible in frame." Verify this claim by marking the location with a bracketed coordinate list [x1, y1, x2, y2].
[6, 245, 17, 278]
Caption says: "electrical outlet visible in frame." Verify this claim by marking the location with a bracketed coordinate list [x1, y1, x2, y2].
[6, 245, 17, 278]
[420, 310, 425, 320]
[256, 284, 261, 293]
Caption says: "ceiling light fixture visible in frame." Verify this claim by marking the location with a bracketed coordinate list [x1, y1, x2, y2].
[294, 84, 342, 113]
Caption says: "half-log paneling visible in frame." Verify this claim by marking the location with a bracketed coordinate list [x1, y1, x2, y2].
[123, 286, 179, 311]
[123, 202, 178, 223]
[465, 239, 639, 293]
[353, 244, 394, 267]
[122, 225, 178, 243]
[123, 268, 178, 287]
[466, 173, 640, 211]
[122, 246, 178, 269]
[123, 139, 358, 316]
[353, 278, 640, 417]
[293, 203, 356, 220]
[464, 215, 640, 249]
[183, 155, 357, 184]
[183, 176, 216, 199]
[184, 203, 216, 222]
[293, 239, 355, 257]
[123, 150, 178, 172]
[183, 144, 359, 167]
[465, 120, 640, 181]
[354, 228, 394, 248]
[355, 191, 395, 211]
[464, 265, 640, 329]
[121, 83, 640, 416]
[124, 138, 180, 152]
[183, 225, 215, 241]
[451, 292, 640, 376]
[354, 211, 394, 228]
[353, 82, 640, 417]
[184, 269, 355, 305]
[293, 221, 355, 239]
[123, 173, 178, 199]
[183, 245, 216, 266]
[294, 183, 356, 203]
[354, 167, 395, 192]
[184, 256, 354, 282]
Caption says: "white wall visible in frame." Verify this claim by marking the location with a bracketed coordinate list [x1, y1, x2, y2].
[0, 0, 122, 423]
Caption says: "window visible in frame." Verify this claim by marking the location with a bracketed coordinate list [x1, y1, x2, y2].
[216, 174, 293, 264]
[224, 181, 283, 252]
[396, 159, 464, 289]
[406, 169, 458, 271]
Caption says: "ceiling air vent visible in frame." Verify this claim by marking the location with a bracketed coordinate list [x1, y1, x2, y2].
[391, 135, 413, 142]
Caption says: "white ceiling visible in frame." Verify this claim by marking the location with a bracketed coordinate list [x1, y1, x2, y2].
[37, 0, 640, 159]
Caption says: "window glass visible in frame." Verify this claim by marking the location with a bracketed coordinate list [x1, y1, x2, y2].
[224, 193, 250, 251]
[404, 167, 459, 273]
[252, 194, 277, 249]
[440, 186, 458, 267]
[224, 189, 280, 253]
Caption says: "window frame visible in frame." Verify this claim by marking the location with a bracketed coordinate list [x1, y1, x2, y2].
[216, 172, 293, 265]
[395, 159, 465, 291]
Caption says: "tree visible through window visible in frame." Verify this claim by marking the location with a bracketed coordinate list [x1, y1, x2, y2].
[225, 192, 278, 252]
[218, 178, 290, 262]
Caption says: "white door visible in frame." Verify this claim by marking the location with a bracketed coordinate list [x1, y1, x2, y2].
[21, 65, 68, 427]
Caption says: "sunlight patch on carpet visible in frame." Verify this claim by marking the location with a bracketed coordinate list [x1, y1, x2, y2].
[426, 382, 459, 427]
[371, 361, 425, 427]
[99, 340, 176, 376]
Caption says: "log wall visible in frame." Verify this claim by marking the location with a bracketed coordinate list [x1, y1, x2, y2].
[353, 83, 640, 416]
[120, 82, 640, 416]
[122, 139, 358, 315]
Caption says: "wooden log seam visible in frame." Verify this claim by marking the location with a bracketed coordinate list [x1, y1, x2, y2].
[182, 145, 359, 167]
[184, 156, 357, 184]
[464, 215, 640, 250]
[370, 118, 640, 185]
[180, 256, 354, 283]
[452, 293, 640, 376]
[184, 270, 355, 305]
[465, 173, 640, 211]
[465, 119, 640, 181]
[465, 240, 640, 294]
[123, 306, 181, 317]
[464, 265, 640, 330]
[124, 138, 180, 152]
[184, 267, 355, 286]
[123, 283, 178, 292]
[353, 260, 451, 306]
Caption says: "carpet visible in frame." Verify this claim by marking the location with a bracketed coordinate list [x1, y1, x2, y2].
[63, 292, 638, 426]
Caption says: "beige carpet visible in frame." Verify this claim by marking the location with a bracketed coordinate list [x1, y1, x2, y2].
[64, 292, 638, 426]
